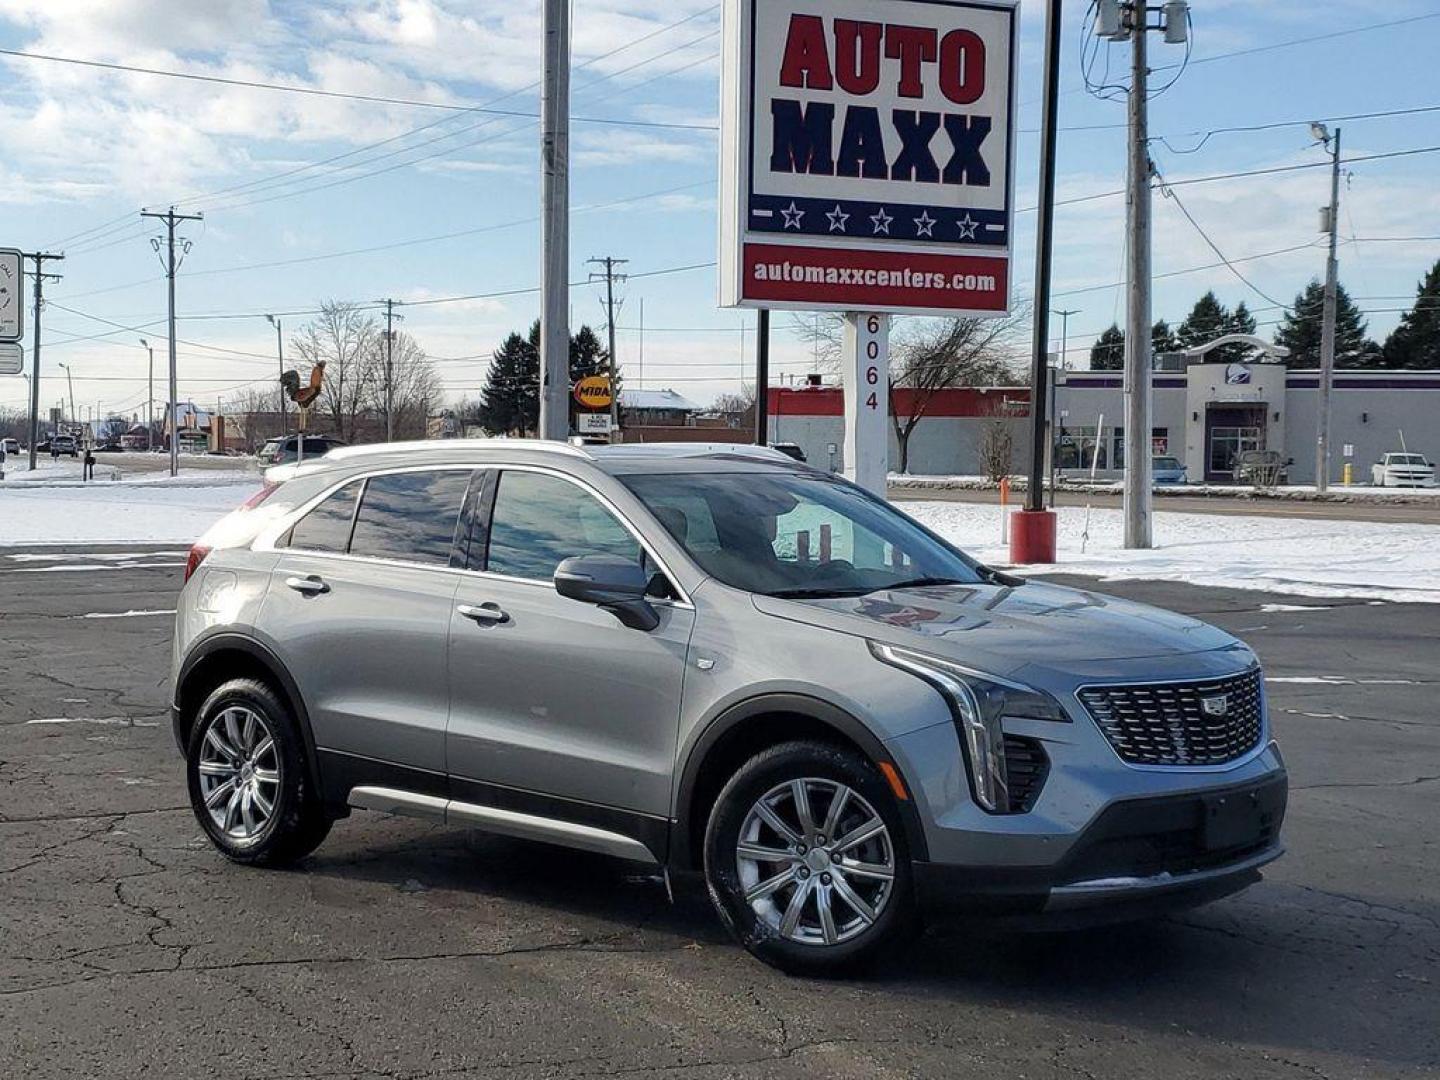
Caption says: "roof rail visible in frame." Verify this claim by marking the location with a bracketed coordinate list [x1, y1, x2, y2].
[323, 437, 592, 463]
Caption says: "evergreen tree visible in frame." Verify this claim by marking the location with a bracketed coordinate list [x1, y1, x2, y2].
[1177, 291, 1231, 351]
[475, 321, 613, 435]
[1089, 323, 1124, 370]
[477, 325, 539, 435]
[1089, 321, 1179, 370]
[1274, 279, 1380, 368]
[1151, 319, 1178, 356]
[1382, 258, 1440, 370]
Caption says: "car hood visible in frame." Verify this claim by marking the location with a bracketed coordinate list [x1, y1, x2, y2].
[751, 579, 1237, 677]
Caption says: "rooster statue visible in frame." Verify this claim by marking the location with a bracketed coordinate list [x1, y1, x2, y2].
[280, 360, 326, 409]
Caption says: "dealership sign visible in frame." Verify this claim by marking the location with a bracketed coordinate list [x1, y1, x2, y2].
[719, 0, 1016, 316]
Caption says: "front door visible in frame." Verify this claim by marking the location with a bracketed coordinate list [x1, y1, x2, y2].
[261, 468, 475, 780]
[446, 468, 693, 818]
[1205, 405, 1266, 481]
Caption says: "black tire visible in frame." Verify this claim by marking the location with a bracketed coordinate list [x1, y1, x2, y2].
[186, 677, 330, 866]
[703, 740, 916, 976]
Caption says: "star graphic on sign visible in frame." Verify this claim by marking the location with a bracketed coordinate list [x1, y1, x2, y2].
[780, 201, 805, 229]
[956, 214, 979, 240]
[913, 211, 936, 237]
[825, 204, 850, 232]
[870, 207, 893, 235]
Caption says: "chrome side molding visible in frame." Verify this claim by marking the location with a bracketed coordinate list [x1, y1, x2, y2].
[347, 785, 658, 865]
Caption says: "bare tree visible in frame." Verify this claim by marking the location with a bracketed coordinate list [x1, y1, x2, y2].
[293, 301, 380, 443]
[376, 331, 443, 440]
[978, 418, 1015, 482]
[788, 310, 1027, 473]
[712, 387, 757, 430]
[889, 312, 1026, 473]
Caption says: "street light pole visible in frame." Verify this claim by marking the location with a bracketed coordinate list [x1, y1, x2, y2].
[59, 362, 75, 428]
[140, 338, 154, 450]
[1314, 124, 1341, 493]
[266, 315, 285, 444]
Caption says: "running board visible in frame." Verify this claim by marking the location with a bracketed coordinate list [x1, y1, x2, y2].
[346, 785, 658, 865]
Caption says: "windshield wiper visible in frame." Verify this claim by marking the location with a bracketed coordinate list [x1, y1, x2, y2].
[765, 586, 873, 599]
[870, 576, 971, 593]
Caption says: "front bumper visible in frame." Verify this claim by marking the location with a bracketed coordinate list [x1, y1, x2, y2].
[911, 771, 1287, 922]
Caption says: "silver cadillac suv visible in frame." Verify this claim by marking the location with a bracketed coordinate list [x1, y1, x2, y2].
[171, 440, 1286, 973]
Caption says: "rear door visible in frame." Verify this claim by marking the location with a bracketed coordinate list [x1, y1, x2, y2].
[446, 467, 694, 818]
[262, 467, 477, 783]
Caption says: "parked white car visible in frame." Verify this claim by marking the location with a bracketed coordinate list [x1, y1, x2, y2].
[1371, 453, 1438, 488]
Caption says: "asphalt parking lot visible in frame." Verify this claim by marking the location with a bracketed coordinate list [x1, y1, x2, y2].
[2, 547, 1437, 1079]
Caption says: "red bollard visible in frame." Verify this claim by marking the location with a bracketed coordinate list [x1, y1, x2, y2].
[1010, 509, 1057, 564]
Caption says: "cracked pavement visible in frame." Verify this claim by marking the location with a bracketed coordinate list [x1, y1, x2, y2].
[1, 547, 1437, 1078]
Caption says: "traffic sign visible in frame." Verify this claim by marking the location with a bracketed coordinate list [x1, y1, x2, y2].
[718, 0, 1016, 316]
[0, 341, 20, 375]
[0, 248, 22, 342]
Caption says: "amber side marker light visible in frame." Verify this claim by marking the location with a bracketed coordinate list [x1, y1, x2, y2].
[878, 761, 910, 801]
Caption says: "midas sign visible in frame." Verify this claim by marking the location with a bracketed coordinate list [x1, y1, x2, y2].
[573, 375, 613, 409]
[719, 0, 1015, 317]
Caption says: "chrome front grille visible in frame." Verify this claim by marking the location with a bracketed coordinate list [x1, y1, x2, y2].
[1077, 669, 1264, 766]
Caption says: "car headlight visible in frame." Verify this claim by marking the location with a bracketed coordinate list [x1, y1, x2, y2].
[870, 642, 1068, 814]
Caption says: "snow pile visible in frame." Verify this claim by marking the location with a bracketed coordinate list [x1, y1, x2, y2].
[905, 500, 1440, 604]
[0, 481, 262, 545]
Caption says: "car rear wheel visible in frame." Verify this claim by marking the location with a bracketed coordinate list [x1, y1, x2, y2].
[186, 678, 330, 866]
[703, 740, 916, 975]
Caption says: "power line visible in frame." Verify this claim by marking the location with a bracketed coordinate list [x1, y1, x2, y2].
[1154, 170, 1287, 307]
[0, 47, 719, 131]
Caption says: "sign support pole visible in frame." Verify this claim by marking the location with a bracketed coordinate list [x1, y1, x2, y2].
[754, 308, 770, 446]
[1011, 0, 1062, 562]
[841, 312, 889, 497]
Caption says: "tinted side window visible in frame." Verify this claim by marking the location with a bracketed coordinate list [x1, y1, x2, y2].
[487, 471, 639, 581]
[287, 479, 362, 553]
[349, 470, 472, 565]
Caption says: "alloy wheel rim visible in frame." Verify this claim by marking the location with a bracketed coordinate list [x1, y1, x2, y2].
[197, 706, 281, 842]
[735, 777, 895, 947]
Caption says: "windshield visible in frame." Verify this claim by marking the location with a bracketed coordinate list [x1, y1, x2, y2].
[1153, 456, 1181, 469]
[1392, 454, 1428, 465]
[621, 470, 985, 598]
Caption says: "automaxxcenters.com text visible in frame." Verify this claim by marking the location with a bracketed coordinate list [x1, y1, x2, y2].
[741, 242, 1008, 311]
[753, 260, 997, 293]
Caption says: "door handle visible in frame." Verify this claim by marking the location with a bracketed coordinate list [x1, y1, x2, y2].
[285, 575, 330, 595]
[457, 602, 509, 625]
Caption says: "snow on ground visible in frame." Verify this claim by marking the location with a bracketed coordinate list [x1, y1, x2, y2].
[4, 475, 1439, 604]
[0, 480, 262, 545]
[906, 500, 1440, 605]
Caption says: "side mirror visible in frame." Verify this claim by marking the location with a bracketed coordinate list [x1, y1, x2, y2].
[554, 555, 660, 631]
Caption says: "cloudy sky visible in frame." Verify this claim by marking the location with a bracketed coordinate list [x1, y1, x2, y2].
[2, 0, 1438, 419]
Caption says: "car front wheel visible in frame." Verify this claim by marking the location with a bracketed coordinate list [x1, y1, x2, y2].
[186, 678, 330, 866]
[703, 740, 916, 975]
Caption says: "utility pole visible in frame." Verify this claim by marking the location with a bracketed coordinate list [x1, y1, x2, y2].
[142, 206, 202, 478]
[265, 315, 286, 443]
[1094, 0, 1188, 547]
[23, 251, 63, 471]
[755, 308, 770, 446]
[379, 299, 404, 441]
[538, 0, 571, 441]
[139, 338, 154, 450]
[1123, 9, 1153, 548]
[586, 257, 627, 441]
[1314, 124, 1342, 492]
